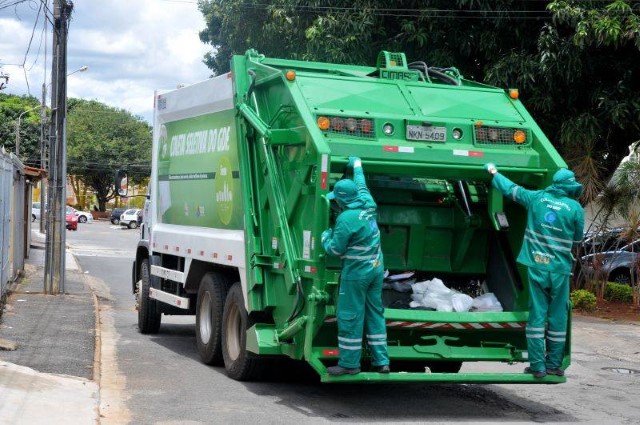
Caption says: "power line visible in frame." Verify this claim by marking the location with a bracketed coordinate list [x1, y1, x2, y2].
[20, 0, 44, 95]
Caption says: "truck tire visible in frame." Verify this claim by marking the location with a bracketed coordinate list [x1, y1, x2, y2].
[138, 258, 161, 334]
[196, 272, 230, 365]
[128, 221, 138, 229]
[222, 282, 265, 381]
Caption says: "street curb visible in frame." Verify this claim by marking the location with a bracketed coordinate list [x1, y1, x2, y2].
[92, 290, 101, 385]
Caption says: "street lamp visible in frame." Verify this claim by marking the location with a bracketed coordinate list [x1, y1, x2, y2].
[15, 104, 42, 157]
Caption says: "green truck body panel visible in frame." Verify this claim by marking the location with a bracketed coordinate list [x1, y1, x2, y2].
[149, 49, 571, 384]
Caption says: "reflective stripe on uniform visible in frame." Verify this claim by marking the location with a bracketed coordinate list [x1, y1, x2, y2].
[338, 336, 362, 343]
[524, 235, 573, 252]
[512, 186, 518, 202]
[526, 333, 545, 338]
[526, 228, 573, 245]
[351, 246, 375, 251]
[547, 330, 566, 336]
[367, 341, 387, 346]
[547, 336, 566, 342]
[338, 344, 361, 350]
[341, 254, 380, 260]
[367, 334, 386, 339]
[526, 326, 545, 332]
[331, 248, 342, 256]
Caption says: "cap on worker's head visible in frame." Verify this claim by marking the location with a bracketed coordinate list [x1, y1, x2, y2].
[327, 179, 361, 208]
[552, 168, 583, 199]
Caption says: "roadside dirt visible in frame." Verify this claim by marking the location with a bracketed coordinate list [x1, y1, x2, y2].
[575, 299, 640, 323]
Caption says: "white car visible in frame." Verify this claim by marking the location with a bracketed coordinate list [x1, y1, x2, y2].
[32, 202, 41, 222]
[68, 206, 93, 223]
[120, 208, 141, 229]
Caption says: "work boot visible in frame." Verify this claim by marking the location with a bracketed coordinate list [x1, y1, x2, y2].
[546, 368, 565, 377]
[524, 367, 547, 378]
[371, 365, 390, 373]
[327, 365, 361, 376]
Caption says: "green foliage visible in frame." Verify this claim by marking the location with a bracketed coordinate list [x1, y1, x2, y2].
[571, 289, 597, 311]
[604, 282, 633, 303]
[66, 98, 151, 211]
[0, 93, 45, 166]
[198, 0, 640, 184]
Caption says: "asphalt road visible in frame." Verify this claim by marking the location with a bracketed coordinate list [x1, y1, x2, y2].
[67, 221, 640, 424]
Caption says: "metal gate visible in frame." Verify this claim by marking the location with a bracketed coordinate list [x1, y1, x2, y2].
[0, 147, 26, 301]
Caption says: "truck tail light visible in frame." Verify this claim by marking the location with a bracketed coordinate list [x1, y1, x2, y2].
[475, 126, 529, 146]
[317, 115, 375, 138]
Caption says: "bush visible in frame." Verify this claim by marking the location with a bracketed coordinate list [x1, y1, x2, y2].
[570, 289, 597, 312]
[604, 282, 633, 303]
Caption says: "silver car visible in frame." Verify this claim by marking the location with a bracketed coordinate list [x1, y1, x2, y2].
[581, 240, 640, 284]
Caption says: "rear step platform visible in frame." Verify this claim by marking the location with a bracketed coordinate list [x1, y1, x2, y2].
[321, 371, 566, 384]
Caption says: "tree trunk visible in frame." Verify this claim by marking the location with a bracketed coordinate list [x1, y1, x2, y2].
[69, 175, 81, 207]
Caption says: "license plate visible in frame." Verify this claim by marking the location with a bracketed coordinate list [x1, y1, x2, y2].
[406, 125, 447, 142]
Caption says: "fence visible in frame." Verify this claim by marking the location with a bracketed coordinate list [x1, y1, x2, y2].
[0, 147, 28, 304]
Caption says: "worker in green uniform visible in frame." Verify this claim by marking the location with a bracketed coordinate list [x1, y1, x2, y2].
[484, 163, 584, 378]
[322, 157, 389, 376]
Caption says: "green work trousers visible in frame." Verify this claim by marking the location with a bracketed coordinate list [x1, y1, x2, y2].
[526, 268, 570, 372]
[336, 271, 389, 369]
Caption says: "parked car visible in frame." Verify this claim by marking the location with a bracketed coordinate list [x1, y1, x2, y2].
[32, 202, 41, 222]
[119, 208, 141, 229]
[67, 206, 93, 223]
[110, 208, 126, 225]
[65, 206, 78, 231]
[580, 240, 640, 284]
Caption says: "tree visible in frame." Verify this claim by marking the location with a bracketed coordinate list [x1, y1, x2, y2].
[66, 98, 151, 211]
[198, 0, 640, 190]
[0, 93, 45, 167]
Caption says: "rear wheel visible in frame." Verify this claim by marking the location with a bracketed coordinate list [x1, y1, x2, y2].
[138, 258, 161, 334]
[129, 221, 138, 229]
[78, 215, 87, 223]
[196, 272, 230, 365]
[222, 282, 266, 381]
[112, 218, 119, 225]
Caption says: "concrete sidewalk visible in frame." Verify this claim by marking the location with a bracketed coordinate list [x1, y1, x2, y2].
[0, 230, 99, 424]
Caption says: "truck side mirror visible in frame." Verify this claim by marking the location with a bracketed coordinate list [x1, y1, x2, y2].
[115, 170, 128, 197]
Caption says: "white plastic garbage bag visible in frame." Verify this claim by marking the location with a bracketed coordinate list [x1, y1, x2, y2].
[471, 293, 503, 312]
[451, 293, 474, 312]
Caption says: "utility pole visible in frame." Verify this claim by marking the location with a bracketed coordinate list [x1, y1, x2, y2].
[44, 0, 72, 295]
[39, 4, 48, 236]
[39, 81, 46, 234]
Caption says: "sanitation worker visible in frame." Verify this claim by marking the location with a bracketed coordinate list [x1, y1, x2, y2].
[484, 163, 584, 378]
[322, 157, 390, 376]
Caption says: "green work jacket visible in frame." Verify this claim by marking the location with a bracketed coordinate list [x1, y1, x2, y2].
[492, 173, 584, 275]
[322, 164, 383, 280]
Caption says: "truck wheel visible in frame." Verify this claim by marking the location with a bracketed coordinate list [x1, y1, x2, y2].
[196, 272, 230, 365]
[428, 361, 463, 373]
[222, 282, 265, 381]
[138, 258, 161, 334]
[129, 221, 138, 229]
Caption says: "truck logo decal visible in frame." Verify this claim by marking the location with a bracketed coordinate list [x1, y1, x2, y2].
[216, 157, 234, 225]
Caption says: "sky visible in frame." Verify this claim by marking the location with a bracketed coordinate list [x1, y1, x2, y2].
[0, 0, 212, 123]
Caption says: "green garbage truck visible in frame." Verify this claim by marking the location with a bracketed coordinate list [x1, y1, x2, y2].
[132, 49, 571, 383]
